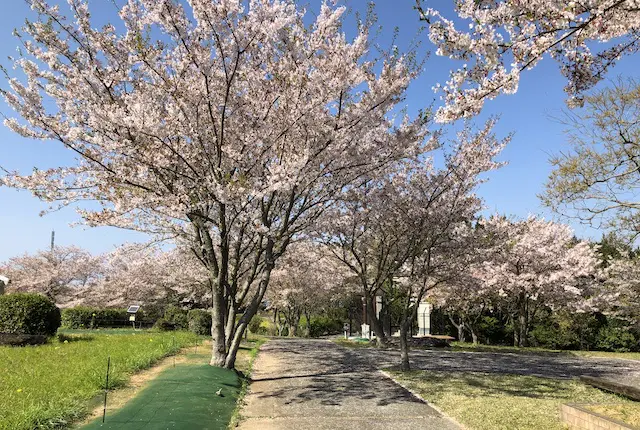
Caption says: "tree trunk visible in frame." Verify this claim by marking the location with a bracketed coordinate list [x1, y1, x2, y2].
[470, 327, 478, 345]
[365, 293, 388, 345]
[210, 282, 227, 366]
[223, 247, 274, 369]
[399, 323, 411, 372]
[518, 313, 526, 347]
[288, 310, 300, 337]
[449, 315, 465, 343]
[224, 304, 237, 350]
[517, 294, 529, 347]
[304, 309, 311, 337]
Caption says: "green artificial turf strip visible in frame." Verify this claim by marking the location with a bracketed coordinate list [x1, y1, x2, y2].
[0, 330, 197, 430]
[82, 364, 241, 430]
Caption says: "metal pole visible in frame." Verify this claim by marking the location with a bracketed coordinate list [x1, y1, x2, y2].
[102, 356, 111, 423]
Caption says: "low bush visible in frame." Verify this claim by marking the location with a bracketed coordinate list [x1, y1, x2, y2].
[164, 305, 188, 330]
[61, 307, 130, 329]
[187, 309, 211, 335]
[308, 315, 342, 337]
[596, 325, 638, 352]
[0, 293, 61, 337]
[248, 315, 263, 334]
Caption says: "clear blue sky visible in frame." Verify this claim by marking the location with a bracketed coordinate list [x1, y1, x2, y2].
[0, 1, 638, 262]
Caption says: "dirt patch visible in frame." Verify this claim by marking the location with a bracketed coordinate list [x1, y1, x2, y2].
[75, 341, 211, 427]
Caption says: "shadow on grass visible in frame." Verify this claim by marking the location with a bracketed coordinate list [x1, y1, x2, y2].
[395, 370, 579, 401]
[57, 333, 95, 343]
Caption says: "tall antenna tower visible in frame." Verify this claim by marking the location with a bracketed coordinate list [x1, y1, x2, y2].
[50, 230, 55, 252]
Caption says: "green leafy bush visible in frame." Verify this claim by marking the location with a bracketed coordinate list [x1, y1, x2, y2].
[187, 309, 211, 335]
[596, 325, 638, 352]
[530, 311, 606, 350]
[308, 315, 342, 337]
[61, 306, 130, 329]
[0, 293, 61, 336]
[248, 315, 263, 334]
[164, 305, 188, 330]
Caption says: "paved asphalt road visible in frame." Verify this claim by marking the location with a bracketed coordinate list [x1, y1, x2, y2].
[237, 339, 461, 430]
[238, 339, 640, 429]
[356, 345, 640, 385]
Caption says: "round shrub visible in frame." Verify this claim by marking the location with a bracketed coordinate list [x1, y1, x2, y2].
[308, 316, 342, 337]
[188, 309, 212, 335]
[248, 315, 263, 334]
[164, 305, 188, 330]
[0, 293, 61, 336]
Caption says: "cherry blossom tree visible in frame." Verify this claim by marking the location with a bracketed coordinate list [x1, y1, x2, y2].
[0, 245, 103, 304]
[599, 254, 640, 326]
[476, 216, 600, 347]
[0, 0, 426, 368]
[417, 0, 640, 122]
[77, 244, 211, 309]
[321, 120, 506, 370]
[432, 269, 496, 344]
[267, 241, 351, 337]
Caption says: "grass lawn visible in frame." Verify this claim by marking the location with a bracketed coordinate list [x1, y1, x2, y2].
[571, 350, 640, 361]
[391, 371, 637, 430]
[234, 336, 267, 374]
[450, 342, 640, 361]
[335, 338, 640, 362]
[0, 329, 198, 430]
[586, 403, 640, 427]
[333, 338, 375, 348]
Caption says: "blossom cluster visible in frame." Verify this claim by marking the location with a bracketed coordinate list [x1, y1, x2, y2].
[419, 0, 640, 121]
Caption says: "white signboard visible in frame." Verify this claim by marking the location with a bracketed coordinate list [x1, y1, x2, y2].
[361, 323, 370, 339]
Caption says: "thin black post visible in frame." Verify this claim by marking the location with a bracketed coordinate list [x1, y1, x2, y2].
[102, 356, 111, 423]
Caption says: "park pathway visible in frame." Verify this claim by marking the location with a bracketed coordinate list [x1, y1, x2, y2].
[237, 339, 460, 430]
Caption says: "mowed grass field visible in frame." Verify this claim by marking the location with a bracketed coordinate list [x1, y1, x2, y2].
[0, 330, 198, 430]
[392, 371, 636, 430]
[450, 341, 640, 360]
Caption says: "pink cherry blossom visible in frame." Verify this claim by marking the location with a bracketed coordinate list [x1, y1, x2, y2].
[418, 0, 640, 122]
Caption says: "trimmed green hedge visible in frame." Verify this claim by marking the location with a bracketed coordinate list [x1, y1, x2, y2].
[0, 293, 61, 336]
[61, 307, 131, 329]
